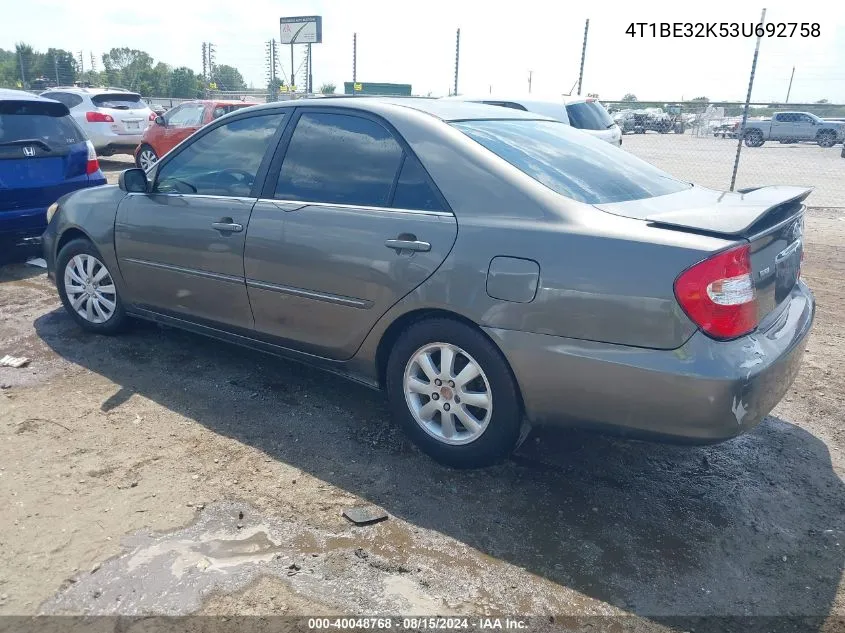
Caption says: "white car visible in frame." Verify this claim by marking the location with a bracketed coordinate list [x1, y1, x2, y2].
[40, 87, 154, 156]
[443, 94, 622, 146]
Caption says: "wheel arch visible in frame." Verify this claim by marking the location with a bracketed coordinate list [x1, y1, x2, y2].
[56, 226, 94, 259]
[374, 307, 525, 411]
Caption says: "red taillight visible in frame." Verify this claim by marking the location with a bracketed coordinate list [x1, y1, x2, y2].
[85, 140, 99, 175]
[674, 244, 757, 340]
[86, 111, 114, 123]
[149, 112, 157, 121]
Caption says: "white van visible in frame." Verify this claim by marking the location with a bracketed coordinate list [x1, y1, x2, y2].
[442, 94, 622, 146]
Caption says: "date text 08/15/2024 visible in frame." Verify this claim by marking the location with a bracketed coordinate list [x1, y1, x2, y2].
[626, 22, 820, 38]
[307, 618, 529, 630]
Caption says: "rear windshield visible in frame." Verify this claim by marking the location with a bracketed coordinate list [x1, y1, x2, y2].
[0, 101, 85, 148]
[453, 119, 690, 204]
[565, 101, 615, 130]
[91, 93, 145, 109]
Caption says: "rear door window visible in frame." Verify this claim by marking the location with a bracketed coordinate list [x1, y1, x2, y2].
[391, 156, 445, 211]
[565, 101, 614, 130]
[0, 100, 85, 155]
[91, 93, 145, 110]
[274, 112, 404, 207]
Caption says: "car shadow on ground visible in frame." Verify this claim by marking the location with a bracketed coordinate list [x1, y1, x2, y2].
[35, 310, 845, 626]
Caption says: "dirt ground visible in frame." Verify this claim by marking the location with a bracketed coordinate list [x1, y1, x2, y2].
[1, 170, 844, 630]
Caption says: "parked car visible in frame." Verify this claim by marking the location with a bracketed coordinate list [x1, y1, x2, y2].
[742, 112, 845, 147]
[443, 94, 623, 145]
[0, 89, 106, 258]
[134, 100, 258, 170]
[40, 87, 154, 156]
[713, 121, 741, 138]
[41, 99, 814, 468]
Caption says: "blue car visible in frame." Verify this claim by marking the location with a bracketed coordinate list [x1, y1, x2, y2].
[1, 89, 106, 258]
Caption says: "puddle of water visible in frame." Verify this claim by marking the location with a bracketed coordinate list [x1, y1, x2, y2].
[383, 575, 445, 614]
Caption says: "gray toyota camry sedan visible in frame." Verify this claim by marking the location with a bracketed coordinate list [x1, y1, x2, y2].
[42, 98, 815, 468]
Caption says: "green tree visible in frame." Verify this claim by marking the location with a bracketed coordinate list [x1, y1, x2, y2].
[621, 93, 637, 102]
[213, 64, 246, 91]
[169, 66, 199, 98]
[44, 48, 78, 85]
[691, 96, 709, 103]
[102, 48, 153, 90]
[319, 82, 336, 94]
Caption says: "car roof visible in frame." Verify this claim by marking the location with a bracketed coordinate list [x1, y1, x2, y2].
[0, 88, 58, 103]
[444, 94, 593, 107]
[43, 87, 141, 95]
[245, 96, 552, 122]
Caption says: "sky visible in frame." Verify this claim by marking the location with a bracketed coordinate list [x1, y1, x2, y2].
[2, 0, 844, 102]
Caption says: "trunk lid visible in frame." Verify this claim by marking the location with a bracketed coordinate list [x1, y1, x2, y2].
[595, 185, 810, 323]
[0, 99, 91, 212]
[90, 93, 151, 135]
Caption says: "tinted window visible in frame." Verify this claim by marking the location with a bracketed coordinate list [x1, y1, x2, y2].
[392, 156, 445, 211]
[155, 113, 284, 197]
[0, 101, 85, 148]
[91, 93, 145, 109]
[565, 101, 614, 130]
[275, 112, 403, 207]
[213, 104, 252, 119]
[775, 113, 795, 122]
[42, 92, 82, 108]
[453, 119, 690, 205]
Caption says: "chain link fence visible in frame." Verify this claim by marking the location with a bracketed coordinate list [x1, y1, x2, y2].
[605, 100, 845, 208]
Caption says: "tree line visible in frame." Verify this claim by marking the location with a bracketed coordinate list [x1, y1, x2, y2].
[0, 43, 249, 98]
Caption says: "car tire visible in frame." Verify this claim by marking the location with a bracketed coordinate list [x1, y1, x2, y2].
[817, 132, 836, 148]
[744, 130, 764, 147]
[386, 318, 522, 468]
[135, 144, 158, 170]
[56, 238, 128, 335]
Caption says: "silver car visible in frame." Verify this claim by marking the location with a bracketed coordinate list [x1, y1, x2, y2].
[41, 98, 814, 468]
[40, 87, 154, 156]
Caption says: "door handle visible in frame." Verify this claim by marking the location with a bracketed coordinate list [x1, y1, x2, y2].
[212, 220, 243, 233]
[385, 238, 431, 253]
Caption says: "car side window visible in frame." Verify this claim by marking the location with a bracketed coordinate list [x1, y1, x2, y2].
[391, 155, 446, 211]
[167, 104, 205, 128]
[275, 112, 403, 207]
[154, 113, 285, 197]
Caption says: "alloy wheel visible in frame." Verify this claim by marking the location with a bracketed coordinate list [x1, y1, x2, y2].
[138, 148, 157, 170]
[403, 342, 493, 446]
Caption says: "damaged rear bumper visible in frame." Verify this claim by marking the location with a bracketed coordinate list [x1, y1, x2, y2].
[484, 281, 815, 442]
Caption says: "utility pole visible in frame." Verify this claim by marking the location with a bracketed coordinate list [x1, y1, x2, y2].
[53, 54, 59, 85]
[90, 52, 97, 73]
[528, 70, 532, 93]
[577, 18, 589, 95]
[453, 28, 461, 97]
[18, 48, 26, 88]
[785, 65, 795, 103]
[290, 44, 295, 93]
[266, 39, 278, 99]
[353, 33, 357, 85]
[307, 43, 312, 93]
[78, 51, 84, 76]
[730, 8, 767, 192]
[202, 42, 208, 81]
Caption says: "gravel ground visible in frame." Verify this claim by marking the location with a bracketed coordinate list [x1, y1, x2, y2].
[0, 158, 844, 630]
[620, 133, 844, 208]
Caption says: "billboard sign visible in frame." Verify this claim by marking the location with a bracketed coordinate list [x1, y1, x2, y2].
[280, 16, 323, 44]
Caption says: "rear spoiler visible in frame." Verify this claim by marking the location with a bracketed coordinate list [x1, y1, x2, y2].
[645, 186, 812, 237]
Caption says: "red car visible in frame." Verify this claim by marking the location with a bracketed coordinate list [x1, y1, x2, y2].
[134, 100, 258, 169]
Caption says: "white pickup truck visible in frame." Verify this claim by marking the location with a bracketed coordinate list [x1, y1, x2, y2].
[742, 112, 844, 148]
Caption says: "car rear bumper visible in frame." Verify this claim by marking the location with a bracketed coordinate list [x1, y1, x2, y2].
[87, 129, 146, 152]
[485, 281, 815, 442]
[1, 207, 50, 253]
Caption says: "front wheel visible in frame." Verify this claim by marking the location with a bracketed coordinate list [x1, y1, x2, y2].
[56, 239, 128, 334]
[386, 318, 522, 468]
[135, 144, 158, 170]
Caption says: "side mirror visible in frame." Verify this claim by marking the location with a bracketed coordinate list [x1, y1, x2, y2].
[119, 168, 149, 193]
[154, 116, 165, 126]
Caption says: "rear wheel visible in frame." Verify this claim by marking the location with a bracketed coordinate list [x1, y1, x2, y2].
[386, 318, 522, 468]
[56, 239, 128, 334]
[817, 132, 836, 148]
[135, 144, 158, 170]
[744, 130, 764, 147]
